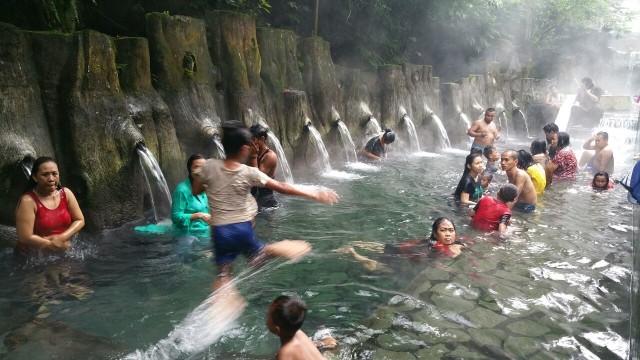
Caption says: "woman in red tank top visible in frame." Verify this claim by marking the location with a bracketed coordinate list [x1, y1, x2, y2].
[15, 157, 85, 255]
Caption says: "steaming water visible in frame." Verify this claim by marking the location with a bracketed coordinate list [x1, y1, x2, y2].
[137, 146, 172, 221]
[306, 125, 332, 173]
[0, 111, 636, 359]
[430, 113, 452, 149]
[266, 132, 294, 184]
[555, 94, 577, 132]
[336, 121, 358, 163]
[402, 115, 421, 153]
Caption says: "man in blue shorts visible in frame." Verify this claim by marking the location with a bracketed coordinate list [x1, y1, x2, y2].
[193, 121, 339, 292]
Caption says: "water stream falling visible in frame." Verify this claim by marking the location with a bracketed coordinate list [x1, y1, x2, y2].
[513, 106, 531, 138]
[306, 124, 332, 173]
[365, 116, 383, 140]
[266, 131, 294, 184]
[401, 114, 421, 153]
[459, 112, 472, 131]
[428, 113, 451, 149]
[555, 94, 577, 132]
[495, 103, 510, 138]
[212, 134, 226, 159]
[336, 120, 358, 163]
[137, 144, 172, 222]
[21, 158, 33, 179]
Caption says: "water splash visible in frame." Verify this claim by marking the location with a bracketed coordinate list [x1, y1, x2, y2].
[137, 145, 172, 222]
[306, 124, 332, 173]
[401, 114, 421, 153]
[21, 158, 33, 179]
[266, 132, 294, 184]
[336, 120, 358, 163]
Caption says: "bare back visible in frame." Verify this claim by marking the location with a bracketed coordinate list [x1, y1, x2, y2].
[278, 331, 325, 360]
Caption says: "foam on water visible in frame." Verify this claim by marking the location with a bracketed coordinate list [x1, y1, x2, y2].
[411, 151, 441, 158]
[442, 148, 470, 156]
[345, 162, 381, 172]
[321, 170, 363, 180]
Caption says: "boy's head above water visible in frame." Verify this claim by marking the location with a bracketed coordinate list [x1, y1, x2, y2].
[267, 295, 307, 339]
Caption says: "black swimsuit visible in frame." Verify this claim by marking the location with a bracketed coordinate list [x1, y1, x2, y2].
[251, 149, 278, 208]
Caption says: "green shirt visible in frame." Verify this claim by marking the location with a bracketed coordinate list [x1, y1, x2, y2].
[171, 178, 210, 237]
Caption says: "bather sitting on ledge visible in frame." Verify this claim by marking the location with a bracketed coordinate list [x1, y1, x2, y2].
[342, 217, 467, 272]
[358, 128, 395, 161]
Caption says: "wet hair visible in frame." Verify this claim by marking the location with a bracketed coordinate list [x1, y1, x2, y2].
[556, 132, 570, 149]
[592, 171, 610, 190]
[581, 77, 594, 88]
[485, 108, 496, 114]
[382, 128, 395, 144]
[270, 295, 307, 337]
[27, 156, 60, 191]
[187, 154, 206, 179]
[483, 145, 496, 159]
[470, 147, 483, 156]
[249, 124, 269, 139]
[480, 169, 493, 182]
[429, 217, 456, 241]
[530, 139, 547, 156]
[596, 131, 608, 141]
[454, 153, 483, 199]
[517, 149, 534, 170]
[497, 183, 518, 203]
[543, 123, 559, 134]
[221, 120, 252, 156]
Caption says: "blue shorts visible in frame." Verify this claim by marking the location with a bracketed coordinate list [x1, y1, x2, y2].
[212, 221, 265, 265]
[514, 202, 536, 213]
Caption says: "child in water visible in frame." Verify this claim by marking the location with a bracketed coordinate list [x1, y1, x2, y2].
[267, 295, 327, 360]
[591, 171, 613, 190]
[469, 183, 518, 235]
[480, 169, 494, 193]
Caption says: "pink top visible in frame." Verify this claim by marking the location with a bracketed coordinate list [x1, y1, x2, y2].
[552, 148, 578, 180]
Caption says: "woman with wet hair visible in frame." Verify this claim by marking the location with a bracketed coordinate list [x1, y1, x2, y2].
[454, 153, 484, 206]
[359, 129, 395, 161]
[171, 154, 211, 240]
[549, 132, 578, 180]
[15, 157, 85, 256]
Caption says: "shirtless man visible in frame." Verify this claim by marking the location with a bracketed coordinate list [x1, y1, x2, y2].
[579, 131, 614, 175]
[249, 124, 279, 209]
[500, 150, 537, 213]
[467, 108, 500, 153]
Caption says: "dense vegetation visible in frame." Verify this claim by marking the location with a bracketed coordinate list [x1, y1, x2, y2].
[0, 0, 635, 80]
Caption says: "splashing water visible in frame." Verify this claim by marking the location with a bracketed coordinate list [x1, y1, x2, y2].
[336, 121, 358, 163]
[306, 125, 332, 173]
[401, 114, 421, 153]
[266, 131, 294, 184]
[212, 134, 226, 159]
[137, 145, 172, 222]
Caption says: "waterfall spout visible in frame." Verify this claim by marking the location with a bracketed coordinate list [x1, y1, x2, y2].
[305, 124, 332, 173]
[495, 103, 509, 138]
[365, 115, 382, 139]
[212, 134, 226, 159]
[137, 144, 172, 222]
[265, 131, 294, 184]
[335, 120, 358, 163]
[512, 105, 530, 138]
[427, 112, 451, 149]
[20, 156, 34, 179]
[401, 114, 421, 153]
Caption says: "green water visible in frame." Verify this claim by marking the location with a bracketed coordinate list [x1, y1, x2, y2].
[0, 118, 636, 359]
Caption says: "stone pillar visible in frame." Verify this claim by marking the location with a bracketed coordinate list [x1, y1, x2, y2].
[440, 82, 467, 145]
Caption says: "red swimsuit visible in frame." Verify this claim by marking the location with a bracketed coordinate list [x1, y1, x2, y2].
[15, 189, 71, 254]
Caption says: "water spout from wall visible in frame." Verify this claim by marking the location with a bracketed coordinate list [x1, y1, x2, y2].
[136, 143, 172, 222]
[400, 113, 421, 153]
[265, 131, 294, 184]
[335, 119, 358, 163]
[425, 106, 451, 150]
[21, 156, 34, 179]
[495, 103, 509, 138]
[365, 115, 382, 140]
[511, 101, 531, 138]
[305, 122, 332, 174]
[212, 134, 226, 159]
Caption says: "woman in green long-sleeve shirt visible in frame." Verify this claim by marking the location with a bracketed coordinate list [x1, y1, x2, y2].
[171, 154, 211, 239]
